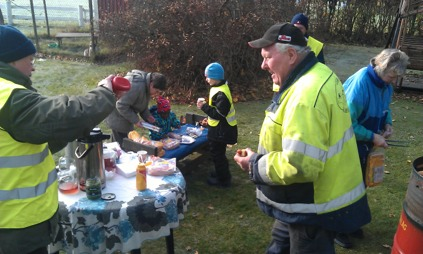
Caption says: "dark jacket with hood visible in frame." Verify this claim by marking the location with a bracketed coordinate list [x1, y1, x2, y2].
[200, 80, 237, 145]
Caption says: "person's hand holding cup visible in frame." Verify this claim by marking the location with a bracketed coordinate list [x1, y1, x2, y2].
[98, 75, 130, 100]
[197, 97, 206, 109]
[97, 75, 114, 92]
[112, 76, 131, 99]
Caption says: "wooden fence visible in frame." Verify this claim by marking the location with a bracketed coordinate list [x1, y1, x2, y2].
[0, 1, 96, 27]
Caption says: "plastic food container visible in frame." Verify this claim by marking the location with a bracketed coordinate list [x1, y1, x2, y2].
[186, 127, 203, 137]
[162, 138, 180, 150]
[147, 158, 176, 176]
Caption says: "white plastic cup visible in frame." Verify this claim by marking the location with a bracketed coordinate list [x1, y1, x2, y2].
[137, 150, 148, 163]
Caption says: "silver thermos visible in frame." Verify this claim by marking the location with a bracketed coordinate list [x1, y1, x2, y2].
[75, 127, 110, 191]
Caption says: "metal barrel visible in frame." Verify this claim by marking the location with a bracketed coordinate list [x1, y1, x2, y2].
[391, 156, 423, 254]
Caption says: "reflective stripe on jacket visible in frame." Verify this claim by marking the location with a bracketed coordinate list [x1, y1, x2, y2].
[256, 63, 366, 216]
[0, 80, 58, 228]
[207, 83, 237, 127]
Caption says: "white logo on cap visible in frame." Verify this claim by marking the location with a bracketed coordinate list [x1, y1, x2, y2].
[278, 35, 292, 42]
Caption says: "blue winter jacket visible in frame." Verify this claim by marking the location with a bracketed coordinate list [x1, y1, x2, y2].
[343, 65, 393, 142]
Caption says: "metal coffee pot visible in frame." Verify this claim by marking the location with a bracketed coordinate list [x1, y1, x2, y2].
[75, 127, 110, 191]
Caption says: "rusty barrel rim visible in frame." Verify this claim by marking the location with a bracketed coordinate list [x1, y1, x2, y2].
[412, 156, 423, 176]
[403, 201, 423, 231]
[404, 156, 423, 229]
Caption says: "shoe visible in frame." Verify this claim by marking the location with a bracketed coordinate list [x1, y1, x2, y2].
[334, 233, 353, 249]
[350, 228, 364, 239]
[207, 176, 231, 188]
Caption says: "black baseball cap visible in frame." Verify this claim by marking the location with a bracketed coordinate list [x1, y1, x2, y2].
[248, 23, 307, 48]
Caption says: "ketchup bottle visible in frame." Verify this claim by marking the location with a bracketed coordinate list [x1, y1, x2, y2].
[136, 163, 147, 191]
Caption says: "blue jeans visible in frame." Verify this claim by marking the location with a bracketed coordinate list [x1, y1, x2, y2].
[266, 220, 336, 254]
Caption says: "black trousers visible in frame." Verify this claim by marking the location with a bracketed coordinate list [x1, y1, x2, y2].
[209, 140, 231, 182]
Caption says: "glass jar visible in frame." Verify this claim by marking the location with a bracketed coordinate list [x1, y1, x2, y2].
[57, 157, 79, 194]
[103, 148, 117, 179]
[86, 177, 102, 200]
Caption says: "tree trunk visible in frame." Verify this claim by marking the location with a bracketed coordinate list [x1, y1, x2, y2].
[0, 8, 5, 25]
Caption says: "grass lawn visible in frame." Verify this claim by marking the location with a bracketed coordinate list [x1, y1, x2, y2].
[30, 45, 423, 254]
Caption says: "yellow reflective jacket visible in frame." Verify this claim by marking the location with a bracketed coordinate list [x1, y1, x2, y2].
[0, 80, 58, 228]
[207, 83, 237, 127]
[253, 59, 370, 232]
[308, 36, 324, 57]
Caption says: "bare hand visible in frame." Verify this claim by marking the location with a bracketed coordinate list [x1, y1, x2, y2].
[147, 115, 156, 124]
[373, 133, 388, 148]
[98, 75, 114, 92]
[196, 98, 206, 109]
[383, 124, 393, 138]
[135, 121, 143, 128]
[233, 148, 254, 172]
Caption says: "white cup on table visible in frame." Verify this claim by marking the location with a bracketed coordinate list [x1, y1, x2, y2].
[137, 150, 148, 163]
[197, 98, 206, 109]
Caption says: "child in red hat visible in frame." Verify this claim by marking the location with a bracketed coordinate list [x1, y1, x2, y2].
[148, 96, 180, 140]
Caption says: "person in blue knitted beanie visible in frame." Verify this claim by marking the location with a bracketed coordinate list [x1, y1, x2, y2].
[0, 25, 36, 63]
[0, 25, 120, 254]
[205, 62, 225, 80]
[197, 62, 238, 188]
[0, 25, 37, 77]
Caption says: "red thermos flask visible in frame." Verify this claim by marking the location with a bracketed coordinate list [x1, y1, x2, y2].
[111, 76, 131, 92]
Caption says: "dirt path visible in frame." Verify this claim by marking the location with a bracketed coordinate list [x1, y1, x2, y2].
[325, 43, 384, 82]
[326, 44, 423, 101]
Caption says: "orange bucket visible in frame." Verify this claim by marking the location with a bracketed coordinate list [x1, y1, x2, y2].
[391, 156, 423, 254]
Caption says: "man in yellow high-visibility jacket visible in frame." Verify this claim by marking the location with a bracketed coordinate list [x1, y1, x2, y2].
[291, 13, 325, 64]
[0, 25, 118, 254]
[272, 13, 325, 93]
[234, 23, 370, 254]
